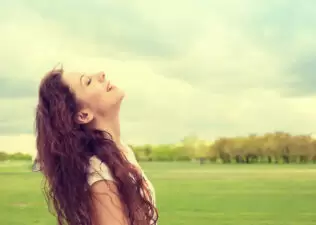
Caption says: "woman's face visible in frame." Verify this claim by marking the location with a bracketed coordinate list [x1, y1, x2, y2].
[62, 71, 125, 124]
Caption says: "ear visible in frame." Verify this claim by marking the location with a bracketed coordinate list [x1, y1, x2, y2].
[75, 109, 94, 124]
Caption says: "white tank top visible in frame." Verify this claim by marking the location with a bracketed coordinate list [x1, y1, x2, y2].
[87, 143, 157, 208]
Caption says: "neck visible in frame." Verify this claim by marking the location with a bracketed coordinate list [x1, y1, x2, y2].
[93, 113, 122, 146]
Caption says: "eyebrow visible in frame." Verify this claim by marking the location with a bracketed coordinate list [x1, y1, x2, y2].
[80, 74, 84, 86]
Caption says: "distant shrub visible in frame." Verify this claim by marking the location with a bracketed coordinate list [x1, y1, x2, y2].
[0, 152, 32, 161]
[0, 152, 8, 161]
[9, 152, 32, 160]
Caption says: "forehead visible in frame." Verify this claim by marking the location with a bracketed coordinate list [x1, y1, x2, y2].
[62, 71, 83, 91]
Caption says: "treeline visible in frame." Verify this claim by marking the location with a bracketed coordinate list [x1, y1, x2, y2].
[131, 132, 316, 164]
[0, 152, 32, 161]
[3, 132, 316, 164]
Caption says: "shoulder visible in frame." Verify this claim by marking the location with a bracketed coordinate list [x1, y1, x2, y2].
[87, 156, 115, 186]
[90, 178, 130, 225]
[120, 142, 136, 159]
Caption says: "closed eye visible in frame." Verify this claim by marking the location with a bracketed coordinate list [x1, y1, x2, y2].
[80, 74, 92, 86]
[87, 77, 92, 85]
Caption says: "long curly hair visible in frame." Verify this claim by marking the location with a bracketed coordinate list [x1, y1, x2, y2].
[35, 68, 158, 225]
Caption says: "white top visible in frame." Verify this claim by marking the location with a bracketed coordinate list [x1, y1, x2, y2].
[87, 143, 156, 207]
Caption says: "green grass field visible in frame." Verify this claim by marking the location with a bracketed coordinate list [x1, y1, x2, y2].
[1, 161, 316, 225]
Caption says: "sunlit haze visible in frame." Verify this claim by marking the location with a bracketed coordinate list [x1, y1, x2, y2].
[1, 1, 316, 155]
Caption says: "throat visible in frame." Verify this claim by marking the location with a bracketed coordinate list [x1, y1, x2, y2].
[91, 115, 122, 145]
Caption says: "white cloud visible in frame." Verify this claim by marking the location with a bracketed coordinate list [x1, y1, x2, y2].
[0, 0, 316, 149]
[0, 134, 36, 156]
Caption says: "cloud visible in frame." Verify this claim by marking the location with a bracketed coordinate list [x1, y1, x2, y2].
[21, 0, 187, 59]
[0, 134, 36, 156]
[0, 77, 38, 98]
[0, 98, 37, 135]
[1, 0, 316, 147]
[285, 53, 316, 97]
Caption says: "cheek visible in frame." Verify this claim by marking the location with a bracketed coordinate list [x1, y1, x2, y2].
[87, 88, 124, 113]
[101, 93, 117, 106]
[102, 91, 124, 107]
[89, 87, 105, 100]
[82, 89, 103, 108]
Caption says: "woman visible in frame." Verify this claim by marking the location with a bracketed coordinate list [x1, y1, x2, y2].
[35, 67, 158, 225]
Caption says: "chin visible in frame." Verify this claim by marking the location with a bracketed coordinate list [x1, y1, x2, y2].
[116, 88, 126, 100]
[118, 93, 125, 104]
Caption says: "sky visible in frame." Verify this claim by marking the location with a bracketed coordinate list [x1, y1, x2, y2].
[1, 0, 316, 154]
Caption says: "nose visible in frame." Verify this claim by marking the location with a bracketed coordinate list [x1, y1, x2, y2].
[97, 72, 105, 82]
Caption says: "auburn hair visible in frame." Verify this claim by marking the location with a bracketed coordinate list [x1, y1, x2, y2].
[35, 68, 158, 225]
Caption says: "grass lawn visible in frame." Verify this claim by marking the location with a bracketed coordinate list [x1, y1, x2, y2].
[1, 161, 316, 225]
